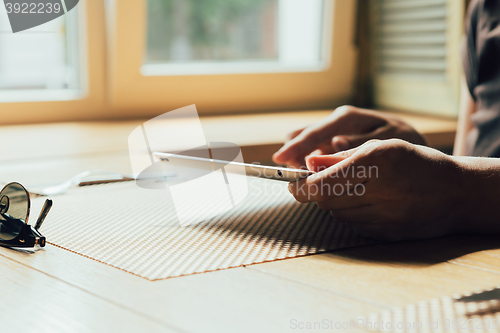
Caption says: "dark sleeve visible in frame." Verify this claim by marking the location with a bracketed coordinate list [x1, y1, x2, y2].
[462, 0, 480, 101]
[463, 0, 500, 157]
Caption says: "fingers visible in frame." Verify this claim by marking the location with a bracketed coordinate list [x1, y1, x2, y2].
[289, 149, 369, 203]
[273, 130, 306, 165]
[274, 142, 336, 169]
[289, 140, 385, 203]
[331, 125, 391, 152]
[273, 126, 330, 166]
[331, 136, 350, 151]
[305, 154, 347, 172]
[273, 107, 388, 166]
[273, 108, 353, 165]
[286, 128, 304, 141]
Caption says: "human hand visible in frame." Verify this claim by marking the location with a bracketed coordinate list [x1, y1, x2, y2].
[273, 106, 427, 169]
[288, 139, 464, 241]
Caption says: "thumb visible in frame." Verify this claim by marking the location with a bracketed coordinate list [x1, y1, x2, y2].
[332, 132, 382, 152]
[305, 148, 358, 172]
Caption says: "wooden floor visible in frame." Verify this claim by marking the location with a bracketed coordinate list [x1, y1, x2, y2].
[2, 111, 496, 333]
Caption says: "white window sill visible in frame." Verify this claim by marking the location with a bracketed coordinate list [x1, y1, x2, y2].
[141, 61, 328, 76]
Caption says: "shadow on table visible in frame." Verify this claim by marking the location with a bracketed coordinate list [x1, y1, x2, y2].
[181, 197, 500, 268]
[328, 234, 500, 266]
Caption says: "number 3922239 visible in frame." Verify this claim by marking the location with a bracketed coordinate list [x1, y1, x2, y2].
[5, 2, 62, 14]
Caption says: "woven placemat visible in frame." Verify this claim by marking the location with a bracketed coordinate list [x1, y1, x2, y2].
[35, 177, 372, 280]
[363, 292, 500, 332]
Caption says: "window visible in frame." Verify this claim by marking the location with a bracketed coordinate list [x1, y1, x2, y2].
[144, 0, 326, 75]
[0, 2, 81, 101]
[372, 0, 465, 117]
[1, 0, 357, 124]
[0, 0, 107, 125]
[107, 0, 358, 117]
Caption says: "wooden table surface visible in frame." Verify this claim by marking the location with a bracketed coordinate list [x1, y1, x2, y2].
[2, 110, 496, 333]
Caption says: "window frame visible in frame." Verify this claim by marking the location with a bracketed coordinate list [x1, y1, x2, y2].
[1, 0, 358, 124]
[106, 0, 358, 118]
[0, 0, 107, 125]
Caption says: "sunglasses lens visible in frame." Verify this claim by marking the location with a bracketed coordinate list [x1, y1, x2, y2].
[0, 183, 29, 241]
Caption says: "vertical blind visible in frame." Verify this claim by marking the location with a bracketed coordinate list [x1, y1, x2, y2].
[377, 0, 448, 77]
[373, 0, 463, 117]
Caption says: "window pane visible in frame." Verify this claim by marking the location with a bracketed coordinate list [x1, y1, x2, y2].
[147, 0, 279, 62]
[144, 0, 326, 75]
[0, 4, 81, 96]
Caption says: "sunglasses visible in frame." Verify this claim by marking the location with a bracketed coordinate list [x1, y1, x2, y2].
[0, 182, 52, 248]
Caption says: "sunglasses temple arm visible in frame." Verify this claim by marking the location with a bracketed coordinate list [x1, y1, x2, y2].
[34, 199, 53, 231]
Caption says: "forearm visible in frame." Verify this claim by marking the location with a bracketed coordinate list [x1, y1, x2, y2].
[454, 156, 500, 232]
